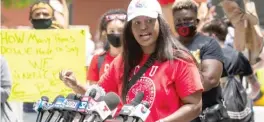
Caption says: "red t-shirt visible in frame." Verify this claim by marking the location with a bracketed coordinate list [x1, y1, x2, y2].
[158, 0, 175, 5]
[87, 52, 115, 82]
[99, 54, 203, 122]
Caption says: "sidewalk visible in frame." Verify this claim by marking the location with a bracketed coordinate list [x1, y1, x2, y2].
[253, 106, 264, 121]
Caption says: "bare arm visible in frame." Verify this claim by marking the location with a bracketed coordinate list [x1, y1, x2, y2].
[71, 83, 86, 95]
[54, 0, 69, 28]
[60, 71, 86, 95]
[253, 48, 264, 72]
[60, 0, 69, 28]
[161, 92, 202, 122]
[201, 59, 223, 91]
[253, 60, 264, 73]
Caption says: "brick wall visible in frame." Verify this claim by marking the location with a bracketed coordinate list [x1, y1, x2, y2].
[1, 6, 31, 28]
[72, 0, 130, 40]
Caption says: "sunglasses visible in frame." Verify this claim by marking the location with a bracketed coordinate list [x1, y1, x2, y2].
[105, 14, 127, 21]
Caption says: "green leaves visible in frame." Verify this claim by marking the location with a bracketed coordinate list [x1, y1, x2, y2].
[2, 0, 36, 8]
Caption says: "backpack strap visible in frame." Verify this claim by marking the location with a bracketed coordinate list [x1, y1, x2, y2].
[128, 53, 156, 89]
[97, 53, 106, 72]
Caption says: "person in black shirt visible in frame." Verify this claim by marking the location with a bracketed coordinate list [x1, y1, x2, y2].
[172, 0, 225, 122]
[201, 19, 261, 101]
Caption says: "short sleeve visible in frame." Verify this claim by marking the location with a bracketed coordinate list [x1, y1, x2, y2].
[174, 60, 204, 99]
[201, 39, 225, 63]
[87, 55, 99, 81]
[98, 56, 120, 93]
[86, 39, 95, 66]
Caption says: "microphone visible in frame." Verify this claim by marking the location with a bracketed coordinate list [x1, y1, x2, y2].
[86, 92, 121, 122]
[45, 95, 65, 122]
[76, 89, 98, 122]
[35, 96, 49, 122]
[85, 84, 106, 100]
[62, 93, 81, 122]
[129, 101, 151, 122]
[117, 92, 144, 121]
[130, 92, 144, 106]
[88, 88, 97, 98]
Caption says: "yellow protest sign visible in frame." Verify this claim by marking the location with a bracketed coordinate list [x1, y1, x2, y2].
[0, 29, 86, 102]
[255, 69, 264, 106]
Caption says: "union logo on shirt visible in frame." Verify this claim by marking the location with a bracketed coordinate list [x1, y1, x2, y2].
[126, 76, 156, 108]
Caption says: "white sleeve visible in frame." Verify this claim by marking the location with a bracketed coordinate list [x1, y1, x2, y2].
[86, 39, 95, 66]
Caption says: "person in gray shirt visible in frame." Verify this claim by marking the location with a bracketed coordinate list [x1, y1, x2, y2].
[1, 55, 17, 122]
[1, 56, 12, 103]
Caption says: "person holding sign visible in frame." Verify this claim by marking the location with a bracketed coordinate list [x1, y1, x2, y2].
[23, 1, 65, 114]
[29, 1, 55, 29]
[60, 0, 203, 121]
[87, 9, 127, 84]
[29, 1, 67, 29]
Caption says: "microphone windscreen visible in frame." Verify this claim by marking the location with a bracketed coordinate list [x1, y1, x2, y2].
[96, 96, 104, 102]
[89, 89, 97, 98]
[131, 92, 144, 106]
[53, 95, 64, 103]
[85, 85, 106, 100]
[103, 92, 121, 111]
[66, 93, 76, 100]
[142, 101, 150, 109]
[41, 96, 49, 102]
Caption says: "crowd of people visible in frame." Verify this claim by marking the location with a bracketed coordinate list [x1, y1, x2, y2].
[1, 0, 264, 121]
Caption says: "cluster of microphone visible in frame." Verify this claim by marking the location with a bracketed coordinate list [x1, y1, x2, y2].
[34, 85, 150, 122]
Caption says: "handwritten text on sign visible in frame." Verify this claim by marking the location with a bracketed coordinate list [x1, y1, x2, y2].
[0, 29, 86, 102]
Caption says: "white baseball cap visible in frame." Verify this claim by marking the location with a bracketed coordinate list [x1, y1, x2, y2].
[127, 0, 162, 22]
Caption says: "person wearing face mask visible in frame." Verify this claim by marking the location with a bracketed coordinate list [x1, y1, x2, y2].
[172, 1, 228, 122]
[23, 1, 65, 114]
[59, 0, 204, 121]
[87, 9, 127, 85]
[29, 1, 55, 29]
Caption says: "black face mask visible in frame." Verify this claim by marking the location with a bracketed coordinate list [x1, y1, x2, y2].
[31, 19, 52, 29]
[107, 34, 121, 47]
[175, 23, 197, 37]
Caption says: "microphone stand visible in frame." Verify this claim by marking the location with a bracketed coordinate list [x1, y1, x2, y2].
[55, 112, 64, 122]
[45, 111, 55, 122]
[79, 114, 86, 122]
[36, 111, 44, 122]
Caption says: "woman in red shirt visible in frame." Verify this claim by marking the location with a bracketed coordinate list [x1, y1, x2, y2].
[87, 9, 127, 84]
[60, 0, 203, 121]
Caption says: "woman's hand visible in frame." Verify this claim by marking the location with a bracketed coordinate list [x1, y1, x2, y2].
[59, 70, 78, 88]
